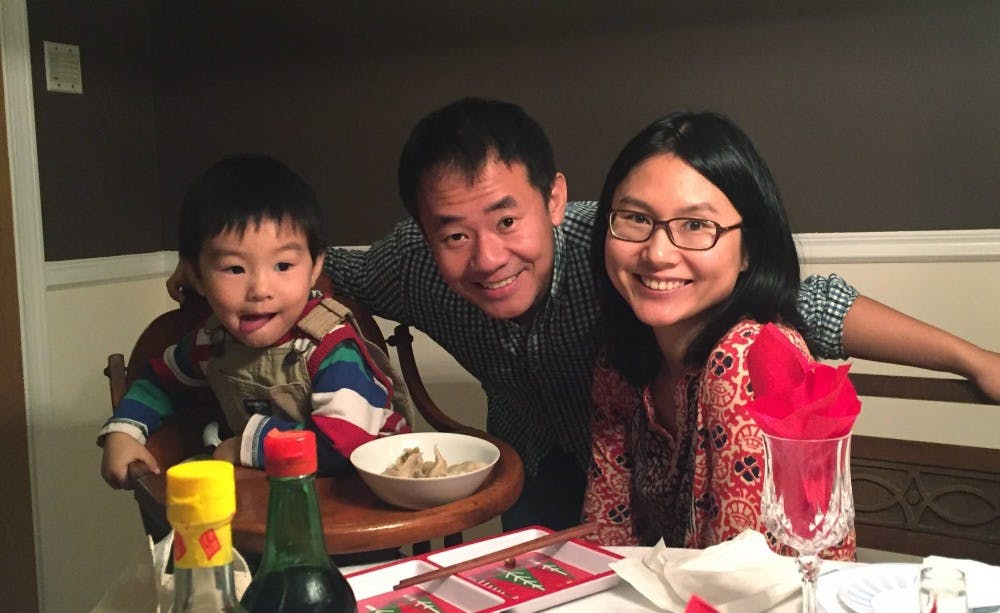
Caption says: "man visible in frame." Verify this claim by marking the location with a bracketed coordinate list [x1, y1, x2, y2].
[171, 98, 999, 530]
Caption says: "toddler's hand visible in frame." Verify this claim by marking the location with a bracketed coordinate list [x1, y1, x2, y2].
[212, 436, 241, 465]
[101, 432, 160, 490]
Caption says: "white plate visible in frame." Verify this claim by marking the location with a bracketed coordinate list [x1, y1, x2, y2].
[837, 561, 1000, 612]
[837, 564, 919, 613]
[870, 588, 919, 612]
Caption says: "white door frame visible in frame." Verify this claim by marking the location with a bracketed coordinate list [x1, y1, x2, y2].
[1, 1, 52, 608]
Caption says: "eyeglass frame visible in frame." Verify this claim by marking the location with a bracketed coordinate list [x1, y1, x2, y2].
[607, 209, 743, 251]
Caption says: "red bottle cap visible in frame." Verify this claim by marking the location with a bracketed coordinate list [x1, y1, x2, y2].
[263, 430, 317, 477]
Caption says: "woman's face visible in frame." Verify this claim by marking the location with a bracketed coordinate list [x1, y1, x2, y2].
[604, 153, 746, 339]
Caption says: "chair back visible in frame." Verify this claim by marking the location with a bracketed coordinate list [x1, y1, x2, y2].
[848, 373, 1000, 563]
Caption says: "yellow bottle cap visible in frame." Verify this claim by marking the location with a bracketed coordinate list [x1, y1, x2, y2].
[166, 460, 236, 528]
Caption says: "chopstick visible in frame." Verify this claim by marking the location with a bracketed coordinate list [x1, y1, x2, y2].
[392, 522, 598, 590]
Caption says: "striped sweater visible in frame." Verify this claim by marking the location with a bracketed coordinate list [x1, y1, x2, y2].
[100, 296, 410, 474]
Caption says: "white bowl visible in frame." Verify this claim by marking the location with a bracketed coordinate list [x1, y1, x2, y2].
[350, 432, 500, 510]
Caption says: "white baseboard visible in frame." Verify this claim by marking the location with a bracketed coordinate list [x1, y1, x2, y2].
[42, 230, 1000, 289]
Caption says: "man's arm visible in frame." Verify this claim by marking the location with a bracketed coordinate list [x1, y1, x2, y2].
[841, 296, 1000, 401]
[323, 219, 422, 322]
[797, 274, 859, 360]
[797, 274, 998, 401]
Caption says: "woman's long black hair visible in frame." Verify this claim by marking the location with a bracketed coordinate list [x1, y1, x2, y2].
[591, 111, 809, 386]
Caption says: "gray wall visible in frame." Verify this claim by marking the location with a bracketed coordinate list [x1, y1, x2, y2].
[30, 1, 1000, 261]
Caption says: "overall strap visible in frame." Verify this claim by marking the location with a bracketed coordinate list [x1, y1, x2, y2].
[299, 298, 398, 411]
[296, 297, 352, 341]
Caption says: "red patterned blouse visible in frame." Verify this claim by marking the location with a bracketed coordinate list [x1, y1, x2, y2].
[581, 319, 855, 560]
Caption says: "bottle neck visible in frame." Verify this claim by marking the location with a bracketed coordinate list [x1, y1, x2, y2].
[257, 472, 332, 572]
[172, 564, 245, 612]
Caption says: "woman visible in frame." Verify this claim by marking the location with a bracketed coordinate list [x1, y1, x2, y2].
[582, 111, 854, 559]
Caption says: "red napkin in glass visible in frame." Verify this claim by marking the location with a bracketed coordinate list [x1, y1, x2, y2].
[745, 323, 860, 439]
[745, 323, 861, 537]
[684, 594, 720, 613]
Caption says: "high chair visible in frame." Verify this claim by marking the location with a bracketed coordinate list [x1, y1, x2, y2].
[104, 286, 524, 556]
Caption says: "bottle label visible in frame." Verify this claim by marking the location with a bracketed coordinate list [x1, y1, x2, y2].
[173, 523, 234, 568]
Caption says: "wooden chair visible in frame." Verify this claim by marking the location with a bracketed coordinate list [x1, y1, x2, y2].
[105, 290, 524, 556]
[848, 373, 1000, 563]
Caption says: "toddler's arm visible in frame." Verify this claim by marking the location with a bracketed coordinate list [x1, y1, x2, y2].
[237, 335, 408, 475]
[98, 329, 209, 487]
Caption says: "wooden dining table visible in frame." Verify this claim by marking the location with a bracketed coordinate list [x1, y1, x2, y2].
[133, 430, 525, 555]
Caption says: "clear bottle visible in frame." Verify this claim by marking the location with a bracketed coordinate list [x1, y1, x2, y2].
[240, 430, 357, 613]
[166, 460, 247, 612]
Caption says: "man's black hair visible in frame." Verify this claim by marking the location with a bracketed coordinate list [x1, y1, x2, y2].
[397, 97, 557, 220]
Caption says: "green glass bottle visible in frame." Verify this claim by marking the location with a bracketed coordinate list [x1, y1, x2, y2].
[166, 460, 248, 613]
[240, 430, 356, 613]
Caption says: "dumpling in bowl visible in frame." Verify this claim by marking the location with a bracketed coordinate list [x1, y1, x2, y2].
[446, 460, 487, 475]
[422, 446, 449, 478]
[381, 445, 487, 478]
[382, 447, 424, 477]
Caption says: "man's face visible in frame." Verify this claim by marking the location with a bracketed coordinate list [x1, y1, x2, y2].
[416, 158, 567, 323]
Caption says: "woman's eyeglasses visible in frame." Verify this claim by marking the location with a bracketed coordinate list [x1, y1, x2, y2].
[608, 209, 742, 251]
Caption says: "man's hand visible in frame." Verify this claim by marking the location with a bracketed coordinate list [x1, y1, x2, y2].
[101, 432, 160, 490]
[212, 436, 241, 465]
[968, 349, 1000, 402]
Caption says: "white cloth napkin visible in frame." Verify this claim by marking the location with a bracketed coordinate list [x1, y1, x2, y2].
[91, 531, 252, 612]
[610, 530, 801, 612]
[924, 555, 1000, 610]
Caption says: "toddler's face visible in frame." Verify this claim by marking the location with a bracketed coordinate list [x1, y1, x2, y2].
[189, 217, 323, 348]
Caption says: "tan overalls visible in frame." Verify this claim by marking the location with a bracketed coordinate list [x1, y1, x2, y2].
[202, 297, 414, 436]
